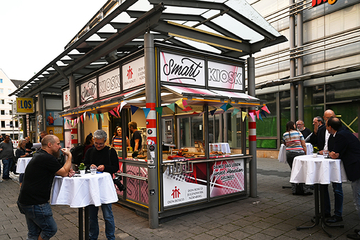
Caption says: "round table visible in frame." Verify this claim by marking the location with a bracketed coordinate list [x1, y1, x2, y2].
[16, 157, 32, 173]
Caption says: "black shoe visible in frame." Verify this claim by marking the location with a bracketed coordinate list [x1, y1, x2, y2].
[347, 233, 360, 240]
[326, 215, 343, 223]
[302, 191, 313, 196]
[354, 229, 360, 233]
[324, 213, 331, 218]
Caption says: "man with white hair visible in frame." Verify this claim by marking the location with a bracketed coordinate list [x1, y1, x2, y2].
[83, 129, 119, 240]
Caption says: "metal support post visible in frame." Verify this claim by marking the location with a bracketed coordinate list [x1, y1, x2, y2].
[144, 32, 159, 228]
[247, 56, 257, 198]
[289, 0, 296, 122]
[297, 0, 304, 121]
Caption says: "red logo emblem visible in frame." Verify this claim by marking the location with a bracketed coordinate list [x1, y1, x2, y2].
[171, 186, 181, 199]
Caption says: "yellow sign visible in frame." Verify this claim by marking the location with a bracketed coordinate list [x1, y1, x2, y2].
[16, 98, 34, 113]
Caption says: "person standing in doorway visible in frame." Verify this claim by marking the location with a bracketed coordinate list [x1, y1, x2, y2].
[128, 121, 142, 158]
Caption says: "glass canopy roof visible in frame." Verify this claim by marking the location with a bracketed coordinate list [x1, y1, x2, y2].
[11, 0, 286, 98]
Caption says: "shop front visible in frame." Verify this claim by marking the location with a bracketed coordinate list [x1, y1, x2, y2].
[61, 42, 264, 220]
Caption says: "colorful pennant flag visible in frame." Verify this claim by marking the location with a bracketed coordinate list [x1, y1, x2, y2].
[109, 110, 116, 117]
[143, 108, 151, 118]
[182, 99, 187, 107]
[167, 103, 175, 112]
[80, 115, 84, 123]
[242, 111, 247, 121]
[210, 109, 216, 116]
[226, 103, 232, 110]
[131, 105, 139, 115]
[261, 105, 270, 114]
[100, 113, 104, 122]
[91, 113, 95, 121]
[260, 110, 267, 118]
[259, 113, 263, 121]
[175, 98, 184, 109]
[249, 111, 255, 121]
[119, 101, 127, 113]
[106, 112, 110, 121]
[256, 110, 260, 119]
[96, 114, 99, 122]
[232, 108, 240, 117]
[155, 106, 163, 116]
[182, 106, 193, 112]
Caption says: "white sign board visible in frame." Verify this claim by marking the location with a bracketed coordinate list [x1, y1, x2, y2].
[122, 57, 145, 90]
[63, 89, 70, 108]
[160, 52, 205, 86]
[208, 61, 244, 91]
[80, 78, 97, 103]
[99, 68, 121, 98]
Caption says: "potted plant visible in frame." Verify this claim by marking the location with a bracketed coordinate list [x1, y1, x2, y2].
[313, 146, 319, 157]
[78, 163, 86, 174]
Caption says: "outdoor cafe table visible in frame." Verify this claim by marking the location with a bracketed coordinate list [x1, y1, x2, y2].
[50, 172, 118, 240]
[16, 157, 32, 173]
[290, 154, 347, 237]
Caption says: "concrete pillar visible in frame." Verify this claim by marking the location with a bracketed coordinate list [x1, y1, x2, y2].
[297, 0, 304, 121]
[289, 0, 296, 122]
[22, 115, 27, 137]
[247, 56, 257, 198]
[144, 32, 159, 229]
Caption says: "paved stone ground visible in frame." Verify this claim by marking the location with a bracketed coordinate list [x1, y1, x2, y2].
[1, 158, 359, 239]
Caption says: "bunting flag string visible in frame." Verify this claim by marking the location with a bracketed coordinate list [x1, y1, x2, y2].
[198, 111, 205, 116]
[255, 110, 260, 119]
[182, 106, 193, 112]
[182, 99, 187, 107]
[80, 115, 84, 123]
[109, 110, 116, 117]
[259, 113, 263, 121]
[96, 114, 99, 122]
[100, 113, 104, 122]
[87, 112, 91, 120]
[242, 111, 247, 121]
[91, 113, 95, 121]
[210, 109, 216, 116]
[106, 112, 110, 121]
[114, 105, 120, 118]
[143, 108, 151, 118]
[226, 103, 232, 110]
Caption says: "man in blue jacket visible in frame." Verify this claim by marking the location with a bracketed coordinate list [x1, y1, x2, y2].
[327, 117, 360, 240]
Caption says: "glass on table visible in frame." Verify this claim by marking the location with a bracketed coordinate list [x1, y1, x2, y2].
[90, 165, 97, 175]
[323, 150, 329, 158]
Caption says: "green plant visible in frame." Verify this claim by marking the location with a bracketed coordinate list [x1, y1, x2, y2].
[78, 163, 85, 170]
[313, 147, 319, 153]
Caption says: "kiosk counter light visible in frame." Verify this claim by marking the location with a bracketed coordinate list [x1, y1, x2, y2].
[16, 97, 34, 113]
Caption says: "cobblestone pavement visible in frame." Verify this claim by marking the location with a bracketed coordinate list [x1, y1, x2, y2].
[0, 158, 358, 239]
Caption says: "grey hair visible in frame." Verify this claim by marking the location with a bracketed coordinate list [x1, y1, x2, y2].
[93, 129, 107, 141]
[18, 139, 25, 148]
[314, 116, 324, 124]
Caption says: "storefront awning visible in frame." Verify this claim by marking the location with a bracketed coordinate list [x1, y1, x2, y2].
[162, 85, 262, 107]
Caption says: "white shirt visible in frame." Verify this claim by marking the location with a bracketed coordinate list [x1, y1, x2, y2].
[324, 129, 330, 150]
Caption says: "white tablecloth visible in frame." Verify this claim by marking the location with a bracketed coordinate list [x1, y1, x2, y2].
[16, 157, 32, 173]
[290, 155, 347, 185]
[51, 172, 118, 208]
[210, 143, 231, 153]
[278, 143, 313, 164]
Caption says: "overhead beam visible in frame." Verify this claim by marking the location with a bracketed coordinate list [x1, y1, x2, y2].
[53, 63, 69, 83]
[21, 4, 165, 97]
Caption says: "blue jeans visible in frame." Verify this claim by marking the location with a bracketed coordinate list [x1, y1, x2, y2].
[323, 182, 343, 217]
[351, 178, 360, 220]
[2, 158, 13, 179]
[89, 204, 115, 240]
[17, 201, 57, 240]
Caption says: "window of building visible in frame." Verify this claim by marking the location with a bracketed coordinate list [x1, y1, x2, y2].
[1, 121, 5, 128]
[15, 121, 18, 128]
[0, 110, 4, 115]
[9, 110, 12, 115]
[0, 99, 4, 104]
[8, 89, 12, 94]
[0, 89, 3, 94]
[0, 79, 2, 83]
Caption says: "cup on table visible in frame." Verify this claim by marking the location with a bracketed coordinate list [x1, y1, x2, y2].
[323, 150, 329, 158]
[90, 165, 97, 175]
[313, 153, 317, 158]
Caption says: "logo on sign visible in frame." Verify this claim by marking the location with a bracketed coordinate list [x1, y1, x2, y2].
[81, 81, 97, 102]
[127, 66, 134, 79]
[312, 0, 337, 7]
[163, 57, 203, 81]
[171, 186, 181, 199]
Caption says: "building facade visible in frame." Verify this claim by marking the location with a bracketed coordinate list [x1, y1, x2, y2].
[250, 0, 360, 154]
[0, 69, 24, 140]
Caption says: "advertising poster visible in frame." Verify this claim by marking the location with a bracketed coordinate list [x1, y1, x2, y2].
[46, 126, 64, 141]
[163, 162, 207, 207]
[99, 68, 120, 98]
[45, 111, 62, 126]
[80, 78, 97, 103]
[122, 57, 145, 90]
[209, 159, 245, 197]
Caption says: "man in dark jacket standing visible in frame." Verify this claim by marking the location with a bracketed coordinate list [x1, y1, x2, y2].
[84, 129, 119, 240]
[327, 117, 360, 239]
